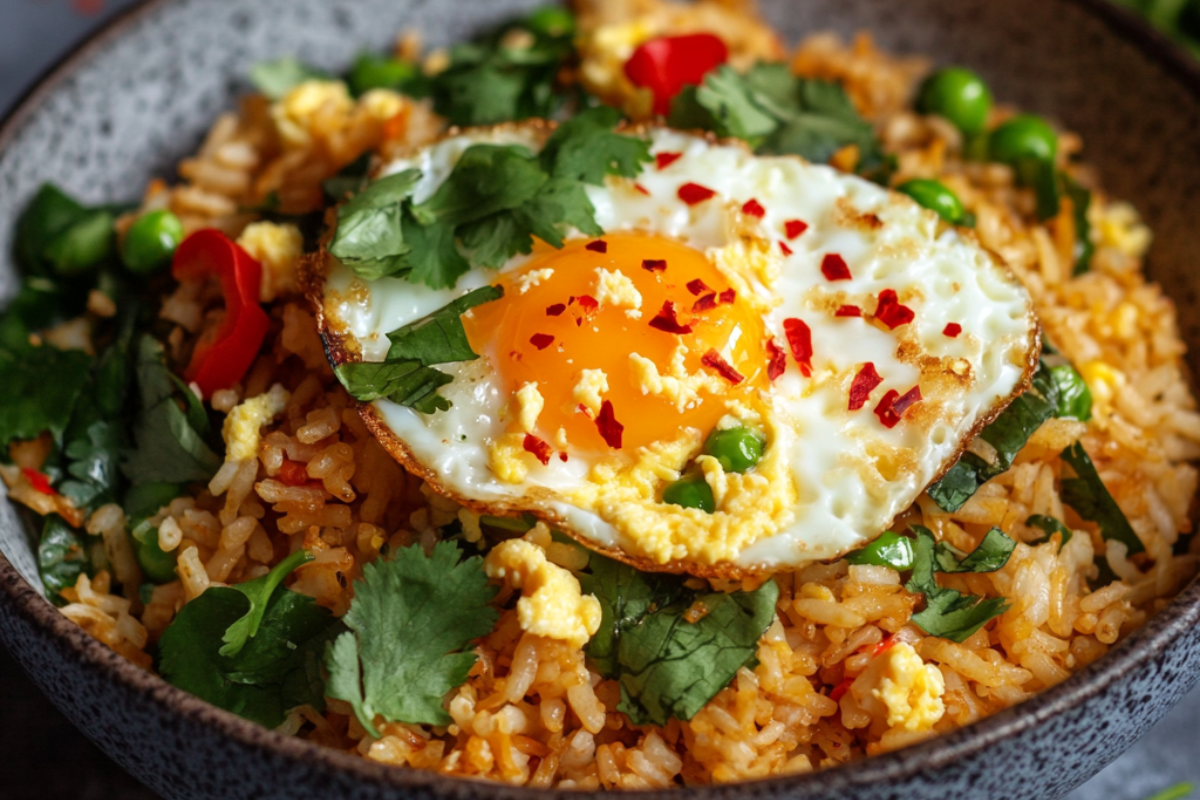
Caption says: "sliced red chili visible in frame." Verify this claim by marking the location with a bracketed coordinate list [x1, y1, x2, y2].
[686, 278, 712, 296]
[21, 468, 55, 496]
[718, 288, 736, 304]
[875, 289, 915, 329]
[523, 434, 553, 466]
[701, 349, 744, 385]
[821, 253, 852, 281]
[848, 363, 883, 411]
[530, 333, 555, 350]
[766, 338, 787, 381]
[784, 219, 809, 239]
[943, 322, 962, 338]
[585, 239, 608, 253]
[835, 304, 862, 317]
[783, 318, 813, 377]
[634, 183, 651, 195]
[872, 634, 898, 657]
[742, 198, 765, 218]
[678, 182, 717, 205]
[874, 385, 921, 428]
[780, 241, 794, 256]
[546, 303, 566, 316]
[624, 34, 729, 115]
[642, 258, 667, 273]
[172, 229, 270, 398]
[830, 677, 855, 703]
[648, 300, 693, 334]
[596, 400, 624, 449]
[692, 293, 718, 312]
[655, 152, 683, 170]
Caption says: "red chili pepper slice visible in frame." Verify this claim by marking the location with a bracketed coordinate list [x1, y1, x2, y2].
[821, 253, 852, 281]
[596, 400, 624, 449]
[686, 279, 712, 296]
[742, 198, 765, 218]
[848, 363, 883, 411]
[784, 219, 809, 239]
[172, 229, 270, 398]
[21, 468, 55, 496]
[634, 183, 651, 196]
[830, 676, 855, 703]
[692, 293, 718, 312]
[783, 318, 813, 377]
[875, 289, 915, 330]
[648, 300, 693, 334]
[678, 182, 717, 205]
[835, 304, 862, 317]
[655, 152, 683, 170]
[624, 33, 729, 116]
[701, 349, 744, 385]
[766, 338, 787, 381]
[718, 288, 736, 304]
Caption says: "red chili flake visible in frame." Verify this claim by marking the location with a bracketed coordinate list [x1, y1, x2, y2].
[530, 333, 555, 350]
[874, 385, 922, 428]
[634, 183, 650, 195]
[701, 349, 745, 385]
[573, 295, 599, 326]
[742, 198, 765, 218]
[596, 400, 624, 449]
[829, 677, 855, 703]
[577, 403, 594, 419]
[692, 293, 718, 312]
[678, 182, 717, 205]
[586, 239, 608, 253]
[546, 303, 566, 316]
[848, 362, 883, 411]
[784, 219, 809, 239]
[783, 318, 813, 377]
[835, 304, 862, 317]
[943, 322, 962, 338]
[766, 338, 787, 381]
[278, 460, 310, 487]
[642, 258, 667, 273]
[523, 434, 553, 466]
[894, 385, 922, 416]
[648, 300, 693, 334]
[780, 241, 794, 256]
[21, 468, 55, 496]
[872, 634, 898, 658]
[821, 253, 852, 281]
[656, 152, 682, 170]
[874, 289, 915, 330]
[559, 452, 569, 462]
[686, 278, 712, 296]
[718, 288, 736, 304]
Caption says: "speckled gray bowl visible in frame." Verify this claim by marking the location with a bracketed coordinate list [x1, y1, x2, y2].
[2, 0, 1200, 798]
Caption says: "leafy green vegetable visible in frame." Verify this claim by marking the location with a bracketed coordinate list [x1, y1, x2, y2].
[325, 542, 498, 734]
[583, 555, 778, 726]
[1060, 442, 1144, 555]
[906, 526, 1013, 642]
[932, 527, 1016, 574]
[1140, 782, 1195, 800]
[124, 481, 183, 523]
[327, 170, 421, 281]
[58, 420, 125, 512]
[0, 344, 93, 445]
[221, 549, 315, 657]
[249, 57, 331, 100]
[845, 531, 915, 570]
[122, 336, 220, 485]
[1026, 514, 1073, 551]
[334, 285, 502, 413]
[1062, 174, 1094, 275]
[346, 52, 425, 98]
[1048, 363, 1092, 421]
[37, 514, 92, 603]
[159, 576, 341, 728]
[668, 63, 892, 182]
[41, 210, 114, 275]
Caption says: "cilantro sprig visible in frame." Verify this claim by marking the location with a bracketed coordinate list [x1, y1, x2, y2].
[906, 525, 1015, 642]
[325, 542, 498, 734]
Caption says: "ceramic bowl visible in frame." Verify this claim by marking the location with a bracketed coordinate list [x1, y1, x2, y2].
[3, 1, 1200, 798]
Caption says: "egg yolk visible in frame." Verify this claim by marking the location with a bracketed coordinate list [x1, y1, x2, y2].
[463, 233, 768, 453]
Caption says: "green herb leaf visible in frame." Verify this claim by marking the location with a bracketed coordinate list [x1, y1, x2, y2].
[249, 57, 331, 100]
[932, 527, 1016, 573]
[1048, 362, 1092, 421]
[844, 531, 915, 570]
[413, 144, 547, 227]
[385, 285, 502, 364]
[37, 514, 92, 604]
[122, 336, 220, 485]
[0, 344, 93, 445]
[906, 526, 1013, 642]
[327, 170, 421, 281]
[539, 106, 655, 184]
[1060, 442, 1144, 554]
[220, 549, 315, 658]
[334, 361, 454, 413]
[15, 184, 88, 276]
[58, 420, 125, 512]
[324, 542, 498, 734]
[1026, 514, 1073, 550]
[346, 52, 424, 98]
[1061, 174, 1094, 275]
[584, 555, 778, 726]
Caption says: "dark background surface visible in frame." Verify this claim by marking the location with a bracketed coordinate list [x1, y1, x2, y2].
[0, 1, 1197, 798]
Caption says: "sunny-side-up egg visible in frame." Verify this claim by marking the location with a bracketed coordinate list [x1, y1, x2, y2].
[318, 123, 1038, 575]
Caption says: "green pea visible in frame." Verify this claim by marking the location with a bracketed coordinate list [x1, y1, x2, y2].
[347, 52, 419, 97]
[703, 426, 765, 474]
[916, 67, 993, 136]
[662, 476, 715, 513]
[896, 179, 968, 225]
[121, 210, 183, 274]
[988, 114, 1058, 169]
[133, 525, 177, 584]
[526, 5, 575, 38]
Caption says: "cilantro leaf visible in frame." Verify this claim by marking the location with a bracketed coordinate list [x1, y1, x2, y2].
[1060, 442, 1144, 555]
[583, 555, 778, 726]
[122, 336, 220, 485]
[220, 549, 314, 658]
[845, 531, 915, 570]
[399, 213, 469, 289]
[324, 542, 498, 733]
[58, 420, 125, 512]
[249, 57, 331, 100]
[385, 285, 502, 364]
[159, 581, 341, 728]
[334, 361, 454, 413]
[906, 526, 1013, 643]
[1027, 514, 1073, 550]
[327, 170, 421, 281]
[37, 514, 92, 604]
[0, 344, 93, 445]
[539, 106, 654, 184]
[412, 144, 547, 227]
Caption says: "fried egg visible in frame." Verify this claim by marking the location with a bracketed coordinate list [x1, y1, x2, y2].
[319, 123, 1038, 575]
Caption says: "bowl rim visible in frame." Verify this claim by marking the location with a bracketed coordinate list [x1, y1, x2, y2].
[3, 0, 1200, 795]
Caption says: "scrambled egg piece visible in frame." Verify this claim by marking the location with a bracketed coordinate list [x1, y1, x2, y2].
[484, 538, 601, 649]
[871, 643, 946, 732]
[223, 384, 290, 462]
[573, 369, 609, 415]
[488, 432, 530, 484]
[628, 345, 724, 412]
[271, 80, 355, 149]
[594, 267, 643, 318]
[517, 268, 554, 294]
[237, 221, 304, 302]
[1094, 200, 1152, 259]
[1080, 359, 1126, 414]
[516, 382, 544, 434]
